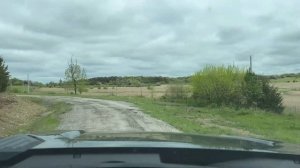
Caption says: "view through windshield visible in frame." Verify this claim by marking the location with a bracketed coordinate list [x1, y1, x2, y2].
[0, 0, 299, 146]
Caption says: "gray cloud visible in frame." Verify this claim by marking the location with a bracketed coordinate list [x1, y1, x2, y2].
[1, 0, 300, 82]
[275, 31, 300, 43]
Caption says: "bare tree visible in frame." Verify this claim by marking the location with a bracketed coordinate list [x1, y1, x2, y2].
[65, 58, 87, 94]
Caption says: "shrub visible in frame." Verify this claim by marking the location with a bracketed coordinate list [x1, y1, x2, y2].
[164, 84, 190, 102]
[243, 71, 263, 107]
[74, 79, 88, 95]
[191, 65, 283, 113]
[260, 79, 283, 113]
[191, 65, 245, 106]
[243, 71, 283, 113]
[147, 85, 153, 90]
[78, 85, 88, 94]
[10, 87, 22, 93]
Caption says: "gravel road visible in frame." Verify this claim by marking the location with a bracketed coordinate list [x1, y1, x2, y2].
[40, 96, 180, 133]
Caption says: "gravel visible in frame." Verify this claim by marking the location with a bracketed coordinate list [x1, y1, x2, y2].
[40, 96, 180, 133]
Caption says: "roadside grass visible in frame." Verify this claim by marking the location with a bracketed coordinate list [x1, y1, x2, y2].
[79, 95, 300, 144]
[20, 93, 300, 144]
[16, 97, 72, 134]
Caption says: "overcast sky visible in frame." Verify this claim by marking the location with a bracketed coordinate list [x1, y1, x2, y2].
[1, 0, 300, 82]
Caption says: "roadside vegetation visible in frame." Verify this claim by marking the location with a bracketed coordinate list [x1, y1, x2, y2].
[1, 54, 298, 143]
[0, 95, 71, 136]
[191, 65, 283, 113]
[0, 56, 9, 93]
[79, 95, 300, 143]
[20, 97, 72, 133]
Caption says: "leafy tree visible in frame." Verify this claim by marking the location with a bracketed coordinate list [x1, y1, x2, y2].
[0, 57, 9, 92]
[65, 58, 87, 94]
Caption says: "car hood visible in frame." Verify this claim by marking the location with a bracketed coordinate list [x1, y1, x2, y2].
[1, 131, 300, 155]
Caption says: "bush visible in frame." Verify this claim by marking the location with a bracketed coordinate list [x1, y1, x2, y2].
[10, 87, 22, 93]
[260, 79, 283, 113]
[243, 71, 283, 113]
[164, 84, 190, 102]
[191, 65, 245, 106]
[78, 85, 88, 94]
[243, 71, 263, 107]
[191, 65, 283, 113]
[147, 85, 153, 90]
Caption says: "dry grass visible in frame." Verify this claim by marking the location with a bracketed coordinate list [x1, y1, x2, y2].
[271, 82, 300, 114]
[35, 87, 65, 93]
[0, 94, 46, 137]
[272, 82, 300, 91]
[33, 85, 170, 98]
[85, 85, 168, 98]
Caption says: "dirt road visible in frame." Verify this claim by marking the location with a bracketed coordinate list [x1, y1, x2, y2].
[39, 96, 180, 133]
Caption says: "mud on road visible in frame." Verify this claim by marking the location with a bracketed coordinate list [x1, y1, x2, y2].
[39, 96, 180, 133]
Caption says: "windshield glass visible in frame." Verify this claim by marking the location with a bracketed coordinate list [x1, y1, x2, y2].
[0, 0, 299, 147]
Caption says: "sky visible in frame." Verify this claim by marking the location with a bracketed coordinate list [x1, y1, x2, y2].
[1, 0, 300, 82]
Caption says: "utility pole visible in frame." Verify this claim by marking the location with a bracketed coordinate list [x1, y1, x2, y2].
[27, 74, 30, 94]
[249, 55, 252, 72]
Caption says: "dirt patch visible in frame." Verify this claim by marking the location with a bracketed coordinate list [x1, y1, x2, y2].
[0, 94, 46, 137]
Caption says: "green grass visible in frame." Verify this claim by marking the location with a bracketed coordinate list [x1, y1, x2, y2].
[17, 97, 72, 134]
[78, 95, 300, 144]
[20, 93, 300, 144]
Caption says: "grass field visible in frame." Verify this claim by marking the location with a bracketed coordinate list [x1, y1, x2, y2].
[271, 80, 300, 114]
[14, 85, 170, 98]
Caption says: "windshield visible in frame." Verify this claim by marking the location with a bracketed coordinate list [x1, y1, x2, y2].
[0, 0, 299, 147]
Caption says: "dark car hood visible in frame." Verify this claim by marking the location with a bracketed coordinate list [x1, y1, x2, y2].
[1, 131, 300, 156]
[19, 131, 299, 155]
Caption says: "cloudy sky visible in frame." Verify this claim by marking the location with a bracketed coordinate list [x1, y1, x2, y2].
[1, 0, 300, 82]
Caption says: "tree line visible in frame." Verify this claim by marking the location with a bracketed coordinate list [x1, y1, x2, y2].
[89, 76, 189, 86]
